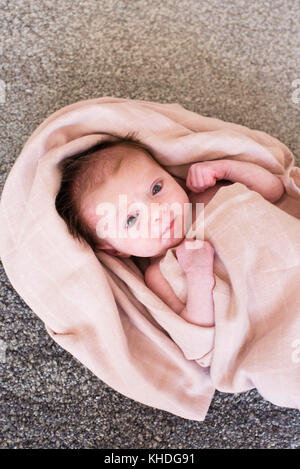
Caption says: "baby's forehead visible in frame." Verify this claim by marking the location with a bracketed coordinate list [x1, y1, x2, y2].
[92, 143, 157, 177]
[113, 153, 162, 189]
[116, 144, 159, 170]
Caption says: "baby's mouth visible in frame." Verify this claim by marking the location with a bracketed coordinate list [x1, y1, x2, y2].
[161, 218, 175, 238]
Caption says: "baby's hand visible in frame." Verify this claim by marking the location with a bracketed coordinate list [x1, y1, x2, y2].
[186, 161, 227, 193]
[175, 239, 215, 275]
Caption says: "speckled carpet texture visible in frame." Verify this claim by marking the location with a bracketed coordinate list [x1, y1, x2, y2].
[1, 0, 300, 449]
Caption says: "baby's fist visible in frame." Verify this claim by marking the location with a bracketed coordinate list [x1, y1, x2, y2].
[175, 239, 215, 275]
[186, 162, 225, 193]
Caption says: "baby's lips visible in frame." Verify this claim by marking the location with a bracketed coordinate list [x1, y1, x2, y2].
[161, 217, 175, 237]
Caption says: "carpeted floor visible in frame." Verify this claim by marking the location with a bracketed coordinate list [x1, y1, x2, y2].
[1, 0, 299, 449]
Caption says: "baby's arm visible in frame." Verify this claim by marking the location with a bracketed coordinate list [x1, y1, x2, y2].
[175, 240, 215, 326]
[144, 262, 186, 315]
[187, 160, 284, 203]
[145, 240, 215, 327]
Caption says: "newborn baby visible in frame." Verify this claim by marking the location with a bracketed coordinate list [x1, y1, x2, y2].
[56, 134, 284, 327]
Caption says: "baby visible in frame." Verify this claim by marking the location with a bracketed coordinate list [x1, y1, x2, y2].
[55, 134, 284, 327]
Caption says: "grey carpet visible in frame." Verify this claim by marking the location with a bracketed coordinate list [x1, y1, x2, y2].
[1, 0, 299, 449]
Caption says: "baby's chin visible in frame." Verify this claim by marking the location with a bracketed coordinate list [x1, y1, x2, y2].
[134, 236, 185, 258]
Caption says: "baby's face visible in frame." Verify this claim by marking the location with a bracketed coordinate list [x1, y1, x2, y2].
[82, 145, 190, 257]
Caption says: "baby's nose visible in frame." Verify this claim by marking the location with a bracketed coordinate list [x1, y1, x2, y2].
[153, 203, 169, 222]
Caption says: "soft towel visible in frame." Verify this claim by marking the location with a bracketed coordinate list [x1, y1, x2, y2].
[0, 97, 299, 420]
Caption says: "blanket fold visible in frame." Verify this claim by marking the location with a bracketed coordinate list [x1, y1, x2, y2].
[0, 96, 299, 420]
[160, 182, 300, 409]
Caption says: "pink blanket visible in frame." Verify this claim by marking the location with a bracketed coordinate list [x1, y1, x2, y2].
[0, 97, 299, 420]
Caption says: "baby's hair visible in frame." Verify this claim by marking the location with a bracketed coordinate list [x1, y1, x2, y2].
[55, 131, 156, 251]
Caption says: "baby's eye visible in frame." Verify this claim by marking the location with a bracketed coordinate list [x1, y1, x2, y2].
[152, 181, 163, 195]
[126, 213, 138, 228]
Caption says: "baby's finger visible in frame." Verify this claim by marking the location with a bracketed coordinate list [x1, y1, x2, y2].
[186, 171, 205, 193]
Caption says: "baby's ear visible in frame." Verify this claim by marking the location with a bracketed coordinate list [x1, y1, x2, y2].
[115, 252, 131, 258]
[105, 247, 131, 258]
[95, 241, 130, 258]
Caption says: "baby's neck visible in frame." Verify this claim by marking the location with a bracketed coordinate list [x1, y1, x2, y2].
[149, 254, 164, 265]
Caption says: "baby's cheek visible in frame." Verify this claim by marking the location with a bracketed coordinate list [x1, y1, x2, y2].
[135, 238, 164, 257]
